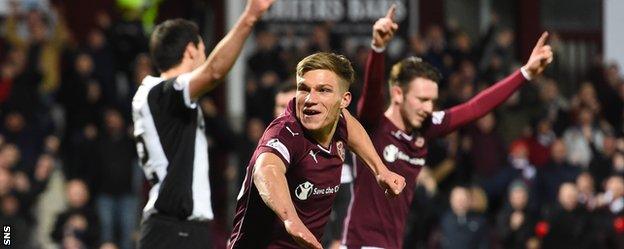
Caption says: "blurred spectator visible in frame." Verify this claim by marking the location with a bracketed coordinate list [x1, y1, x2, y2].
[593, 63, 624, 135]
[65, 124, 99, 182]
[2, 46, 43, 121]
[58, 52, 104, 140]
[0, 194, 32, 249]
[589, 135, 617, 191]
[93, 108, 137, 249]
[273, 83, 296, 118]
[563, 107, 604, 167]
[537, 78, 570, 135]
[440, 186, 489, 249]
[592, 176, 624, 248]
[541, 183, 595, 249]
[247, 30, 287, 80]
[408, 34, 428, 58]
[612, 151, 624, 178]
[4, 5, 69, 96]
[100, 242, 119, 249]
[11, 153, 54, 224]
[107, 11, 148, 80]
[423, 25, 450, 78]
[448, 32, 475, 69]
[2, 111, 44, 173]
[466, 113, 507, 183]
[86, 29, 116, 106]
[403, 167, 439, 249]
[0, 143, 21, 170]
[576, 172, 598, 210]
[535, 139, 579, 207]
[525, 117, 556, 168]
[51, 179, 100, 248]
[245, 72, 279, 124]
[570, 83, 601, 117]
[0, 168, 12, 196]
[496, 180, 537, 249]
[479, 28, 515, 81]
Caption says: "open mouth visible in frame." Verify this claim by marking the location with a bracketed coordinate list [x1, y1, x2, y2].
[303, 109, 321, 116]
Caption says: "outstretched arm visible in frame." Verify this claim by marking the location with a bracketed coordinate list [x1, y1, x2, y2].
[188, 0, 275, 100]
[357, 5, 398, 128]
[428, 32, 554, 137]
[253, 152, 322, 249]
[344, 109, 406, 197]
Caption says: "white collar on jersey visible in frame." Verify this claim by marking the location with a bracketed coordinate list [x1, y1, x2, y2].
[316, 144, 332, 154]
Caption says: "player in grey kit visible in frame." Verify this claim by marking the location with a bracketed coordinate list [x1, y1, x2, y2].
[341, 6, 554, 249]
[228, 52, 406, 249]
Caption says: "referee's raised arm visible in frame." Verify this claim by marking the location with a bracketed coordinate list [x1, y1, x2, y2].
[188, 0, 276, 100]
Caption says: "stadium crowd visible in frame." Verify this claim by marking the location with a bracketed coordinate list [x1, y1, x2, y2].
[0, 1, 623, 249]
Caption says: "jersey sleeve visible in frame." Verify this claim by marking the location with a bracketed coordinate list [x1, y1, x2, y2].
[255, 122, 305, 168]
[357, 50, 386, 130]
[150, 73, 197, 113]
[424, 69, 527, 138]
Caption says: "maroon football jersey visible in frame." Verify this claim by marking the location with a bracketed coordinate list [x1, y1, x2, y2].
[342, 51, 527, 249]
[228, 99, 349, 249]
[342, 114, 450, 249]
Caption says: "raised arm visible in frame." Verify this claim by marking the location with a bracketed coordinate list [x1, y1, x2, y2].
[188, 0, 275, 100]
[357, 5, 398, 127]
[252, 152, 322, 249]
[343, 109, 405, 196]
[427, 32, 553, 137]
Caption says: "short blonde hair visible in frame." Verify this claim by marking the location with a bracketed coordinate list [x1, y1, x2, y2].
[296, 52, 354, 91]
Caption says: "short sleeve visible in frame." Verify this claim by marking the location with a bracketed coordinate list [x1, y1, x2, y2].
[255, 122, 304, 168]
[174, 73, 196, 109]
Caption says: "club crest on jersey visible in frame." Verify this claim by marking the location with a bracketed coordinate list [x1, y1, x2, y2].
[415, 136, 425, 147]
[295, 181, 314, 200]
[336, 141, 345, 162]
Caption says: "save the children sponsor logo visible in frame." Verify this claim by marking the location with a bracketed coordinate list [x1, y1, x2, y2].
[294, 181, 340, 201]
[383, 144, 426, 166]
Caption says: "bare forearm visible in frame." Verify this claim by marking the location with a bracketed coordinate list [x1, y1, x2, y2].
[253, 160, 299, 222]
[189, 12, 258, 99]
[344, 110, 387, 176]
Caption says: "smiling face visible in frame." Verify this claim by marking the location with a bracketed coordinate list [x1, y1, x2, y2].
[296, 69, 351, 133]
[295, 53, 354, 135]
[388, 57, 441, 132]
[393, 78, 438, 130]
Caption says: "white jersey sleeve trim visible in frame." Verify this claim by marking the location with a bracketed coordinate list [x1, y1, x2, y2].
[266, 138, 291, 164]
[174, 73, 197, 109]
[431, 111, 446, 125]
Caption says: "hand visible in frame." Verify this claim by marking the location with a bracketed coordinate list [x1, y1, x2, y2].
[523, 32, 553, 79]
[67, 215, 88, 231]
[510, 211, 525, 230]
[372, 5, 399, 49]
[284, 219, 323, 249]
[244, 0, 276, 20]
[376, 169, 406, 197]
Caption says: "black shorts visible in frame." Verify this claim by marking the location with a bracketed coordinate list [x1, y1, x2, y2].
[139, 214, 213, 249]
